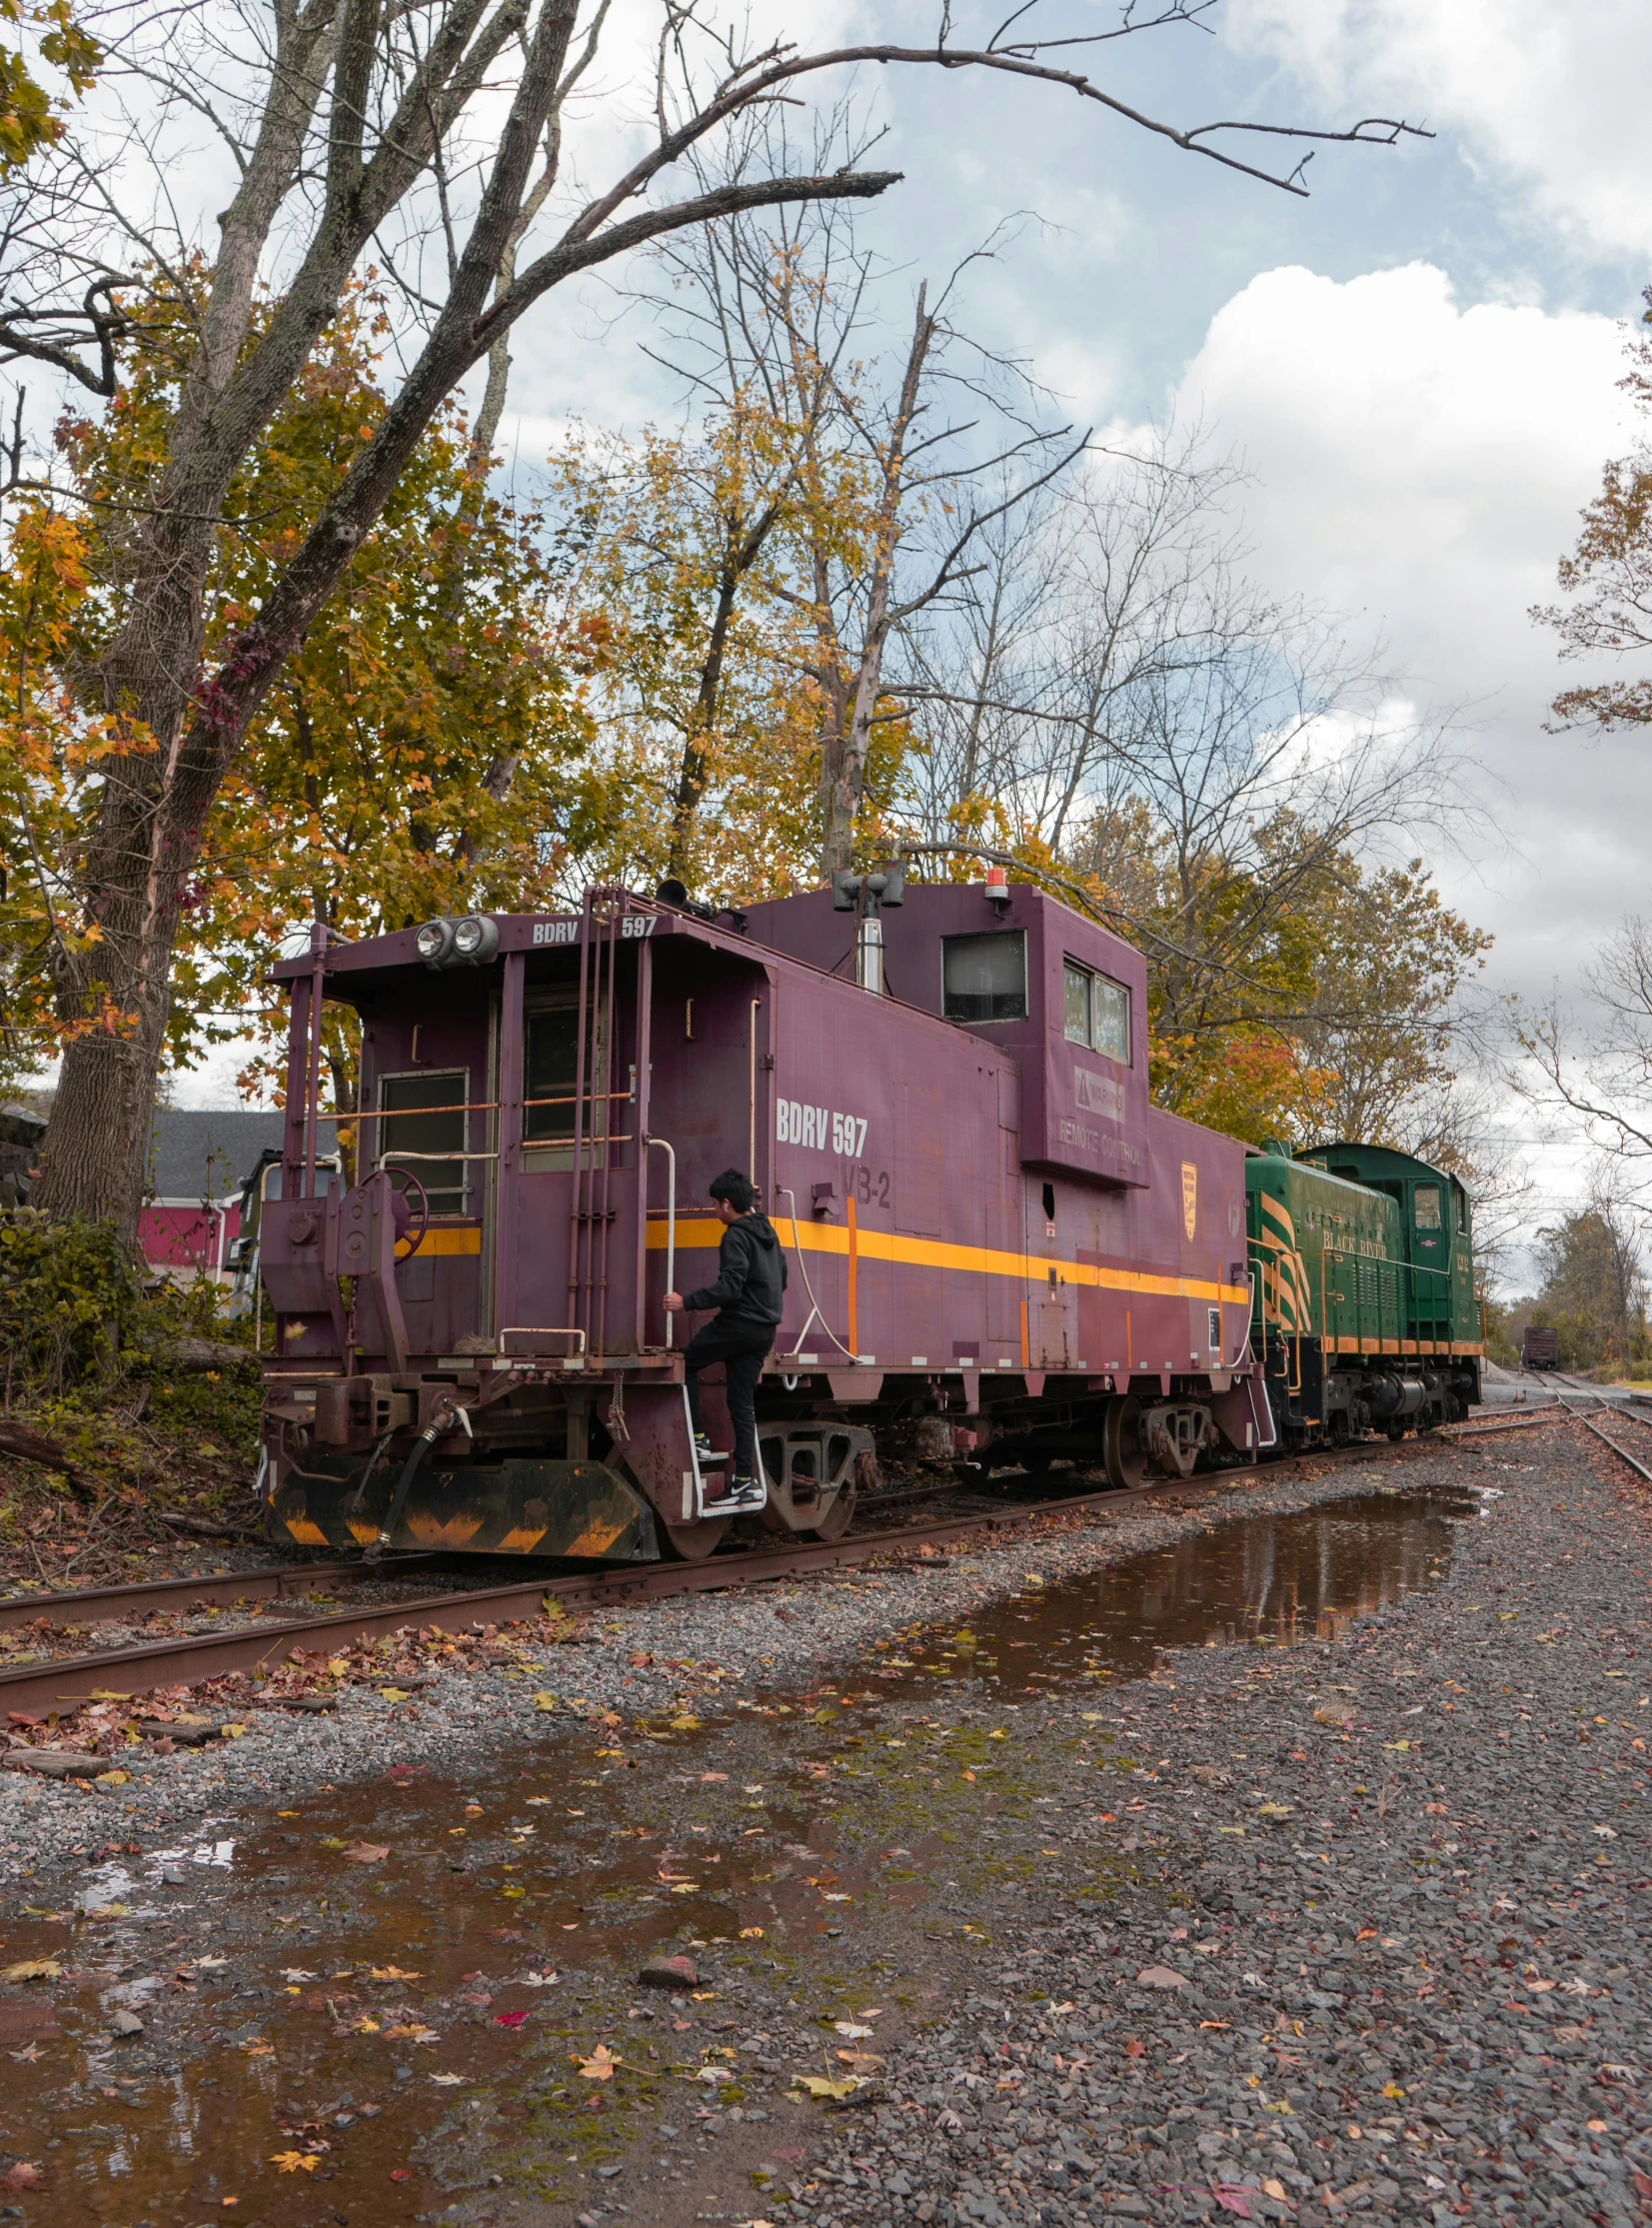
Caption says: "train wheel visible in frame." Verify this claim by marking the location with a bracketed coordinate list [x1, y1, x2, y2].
[805, 1485, 857, 1543]
[1103, 1398, 1148, 1490]
[659, 1513, 732, 1561]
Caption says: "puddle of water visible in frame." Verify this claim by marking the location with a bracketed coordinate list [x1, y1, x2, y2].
[0, 1485, 1477, 2220]
[885, 1486, 1480, 1694]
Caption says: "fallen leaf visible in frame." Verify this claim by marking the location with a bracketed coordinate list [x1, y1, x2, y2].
[533, 1693, 559, 1711]
[1382, 2081, 1406, 2099]
[1214, 2185, 1255, 2218]
[342, 1841, 390, 1864]
[390, 2167, 413, 2182]
[280, 1968, 318, 1982]
[430, 2072, 465, 2085]
[1254, 1802, 1292, 1820]
[493, 2010, 530, 2028]
[2, 2164, 43, 2192]
[269, 2152, 320, 2174]
[1313, 1704, 1356, 1727]
[8, 2043, 44, 2063]
[369, 1965, 421, 1982]
[670, 1714, 702, 1731]
[94, 1769, 132, 1787]
[833, 2021, 874, 2038]
[740, 1926, 765, 1939]
[793, 2075, 859, 2100]
[3, 1960, 62, 1982]
[378, 1688, 412, 1703]
[577, 2044, 620, 2080]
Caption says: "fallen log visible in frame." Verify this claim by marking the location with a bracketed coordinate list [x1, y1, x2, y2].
[0, 1421, 98, 1497]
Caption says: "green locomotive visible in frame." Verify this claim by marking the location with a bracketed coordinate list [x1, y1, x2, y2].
[1246, 1141, 1482, 1445]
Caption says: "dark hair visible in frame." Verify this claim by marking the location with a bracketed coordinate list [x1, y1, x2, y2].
[709, 1166, 756, 1213]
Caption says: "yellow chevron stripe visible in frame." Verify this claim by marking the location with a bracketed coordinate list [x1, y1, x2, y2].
[651, 1214, 1250, 1307]
[1258, 1193, 1296, 1243]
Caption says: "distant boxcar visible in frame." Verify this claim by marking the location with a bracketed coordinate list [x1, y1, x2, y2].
[1521, 1324, 1560, 1370]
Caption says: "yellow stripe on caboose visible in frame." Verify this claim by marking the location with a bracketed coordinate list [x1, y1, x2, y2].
[651, 1214, 1250, 1307]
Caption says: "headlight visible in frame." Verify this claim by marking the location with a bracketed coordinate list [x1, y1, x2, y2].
[451, 914, 499, 964]
[415, 918, 454, 968]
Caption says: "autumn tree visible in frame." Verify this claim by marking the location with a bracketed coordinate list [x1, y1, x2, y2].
[1525, 1190, 1650, 1374]
[0, 286, 593, 1112]
[1533, 286, 1652, 736]
[0, 0, 1422, 1237]
[888, 424, 1491, 1148]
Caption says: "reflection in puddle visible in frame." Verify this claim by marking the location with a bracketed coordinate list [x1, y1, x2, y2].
[904, 1487, 1479, 1693]
[0, 1484, 1475, 2222]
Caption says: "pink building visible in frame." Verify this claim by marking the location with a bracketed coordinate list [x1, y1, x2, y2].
[142, 1111, 336, 1282]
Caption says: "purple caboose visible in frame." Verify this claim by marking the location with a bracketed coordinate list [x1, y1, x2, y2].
[258, 878, 1268, 1561]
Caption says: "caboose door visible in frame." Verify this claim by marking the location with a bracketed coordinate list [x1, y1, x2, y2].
[490, 898, 653, 1362]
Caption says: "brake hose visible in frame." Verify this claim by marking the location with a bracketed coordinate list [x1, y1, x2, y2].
[367, 1411, 451, 1560]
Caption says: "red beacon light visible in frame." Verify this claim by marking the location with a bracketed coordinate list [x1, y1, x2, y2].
[983, 863, 1012, 911]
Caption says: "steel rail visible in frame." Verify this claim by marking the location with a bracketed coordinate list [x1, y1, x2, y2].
[0, 1428, 1505, 1719]
[1557, 1395, 1652, 1486]
[0, 1555, 438, 1635]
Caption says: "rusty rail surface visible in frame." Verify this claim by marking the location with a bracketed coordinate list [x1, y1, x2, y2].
[0, 1425, 1524, 1719]
[0, 1555, 435, 1634]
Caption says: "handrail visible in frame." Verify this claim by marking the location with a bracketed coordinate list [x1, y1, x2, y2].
[496, 1325, 589, 1356]
[645, 1136, 677, 1349]
[338, 1091, 635, 1121]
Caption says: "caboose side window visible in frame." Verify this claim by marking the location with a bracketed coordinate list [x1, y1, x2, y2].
[1060, 957, 1131, 1065]
[942, 931, 1027, 1024]
[524, 1002, 605, 1141]
[378, 1070, 468, 1214]
[523, 993, 610, 1166]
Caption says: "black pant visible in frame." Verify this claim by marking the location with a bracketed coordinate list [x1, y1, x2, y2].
[684, 1319, 774, 1481]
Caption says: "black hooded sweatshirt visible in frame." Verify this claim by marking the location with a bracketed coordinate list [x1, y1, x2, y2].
[683, 1210, 789, 1328]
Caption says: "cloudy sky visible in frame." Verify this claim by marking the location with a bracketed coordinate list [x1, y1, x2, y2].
[173, 0, 1652, 1251]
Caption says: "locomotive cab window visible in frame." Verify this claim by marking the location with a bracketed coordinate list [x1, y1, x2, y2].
[1061, 958, 1130, 1064]
[942, 931, 1027, 1025]
[378, 1069, 468, 1214]
[1414, 1183, 1442, 1229]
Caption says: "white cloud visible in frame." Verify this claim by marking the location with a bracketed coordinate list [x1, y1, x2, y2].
[1167, 261, 1641, 997]
[1227, 0, 1652, 261]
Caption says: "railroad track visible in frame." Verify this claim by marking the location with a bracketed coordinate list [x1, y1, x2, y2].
[1556, 1393, 1652, 1485]
[0, 1416, 1545, 1721]
[0, 1553, 438, 1635]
